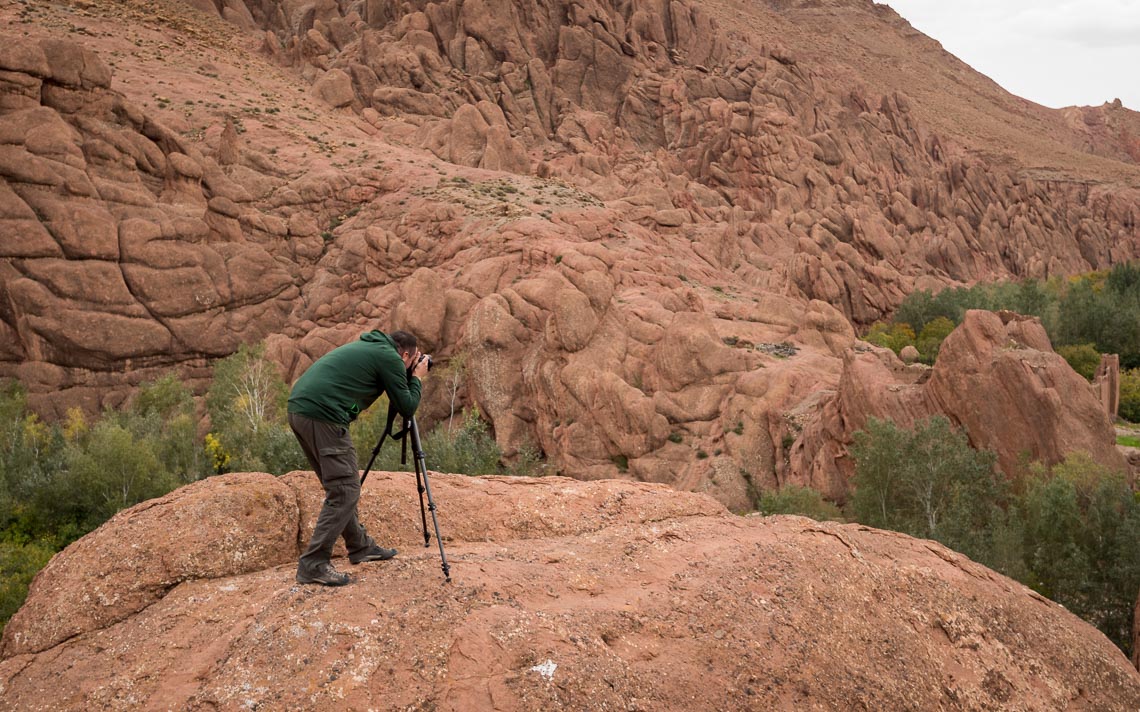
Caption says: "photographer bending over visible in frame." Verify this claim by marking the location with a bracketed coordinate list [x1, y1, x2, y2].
[287, 329, 430, 586]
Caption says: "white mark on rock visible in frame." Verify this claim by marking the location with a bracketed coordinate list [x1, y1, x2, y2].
[530, 659, 557, 681]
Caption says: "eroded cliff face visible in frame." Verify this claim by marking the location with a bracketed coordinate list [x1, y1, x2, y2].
[2, 472, 1138, 709]
[2, 0, 1139, 505]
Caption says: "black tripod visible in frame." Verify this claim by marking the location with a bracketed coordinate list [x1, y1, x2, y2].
[360, 415, 451, 583]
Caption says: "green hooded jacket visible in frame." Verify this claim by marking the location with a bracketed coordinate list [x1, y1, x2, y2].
[287, 331, 422, 426]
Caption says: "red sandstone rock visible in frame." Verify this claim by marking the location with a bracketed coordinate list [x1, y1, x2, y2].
[0, 473, 298, 658]
[1, 472, 1138, 710]
[794, 311, 1128, 498]
[2, 0, 1140, 509]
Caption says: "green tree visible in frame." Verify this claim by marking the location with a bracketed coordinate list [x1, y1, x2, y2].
[1019, 453, 1140, 656]
[1057, 278, 1140, 366]
[130, 374, 206, 483]
[64, 420, 179, 530]
[915, 316, 956, 363]
[864, 322, 916, 355]
[206, 344, 305, 474]
[850, 417, 1003, 563]
[0, 540, 53, 634]
[1055, 344, 1101, 381]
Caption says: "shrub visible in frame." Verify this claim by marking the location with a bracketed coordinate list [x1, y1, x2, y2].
[1055, 344, 1101, 381]
[864, 322, 916, 355]
[508, 442, 544, 477]
[421, 408, 501, 475]
[206, 344, 305, 474]
[759, 486, 844, 522]
[0, 540, 54, 635]
[1119, 368, 1140, 423]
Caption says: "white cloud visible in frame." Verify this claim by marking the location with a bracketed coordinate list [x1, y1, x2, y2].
[885, 0, 1140, 109]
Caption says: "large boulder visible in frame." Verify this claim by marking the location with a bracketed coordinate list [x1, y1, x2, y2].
[0, 473, 1137, 710]
[0, 473, 299, 657]
[794, 310, 1128, 498]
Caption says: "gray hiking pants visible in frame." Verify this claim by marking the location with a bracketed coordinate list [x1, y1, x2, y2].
[288, 413, 376, 577]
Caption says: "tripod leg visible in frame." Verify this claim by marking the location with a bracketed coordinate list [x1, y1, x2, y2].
[359, 433, 385, 487]
[407, 417, 430, 546]
[415, 463, 430, 547]
[409, 417, 451, 582]
[419, 468, 452, 582]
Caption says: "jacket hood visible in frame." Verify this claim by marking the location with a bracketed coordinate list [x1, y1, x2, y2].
[359, 330, 390, 343]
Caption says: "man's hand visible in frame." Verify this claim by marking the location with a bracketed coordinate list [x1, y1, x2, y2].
[413, 353, 431, 379]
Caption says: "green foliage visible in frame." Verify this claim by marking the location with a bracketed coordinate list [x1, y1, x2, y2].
[349, 395, 402, 474]
[850, 417, 1003, 563]
[64, 420, 179, 530]
[759, 486, 844, 522]
[864, 322, 916, 355]
[130, 374, 206, 483]
[206, 344, 306, 474]
[1055, 344, 1101, 380]
[889, 263, 1140, 372]
[1119, 369, 1140, 423]
[1018, 453, 1140, 655]
[850, 416, 1140, 657]
[1115, 434, 1140, 448]
[508, 442, 544, 477]
[1056, 280, 1136, 363]
[0, 540, 53, 633]
[421, 408, 503, 476]
[0, 373, 206, 633]
[915, 316, 956, 363]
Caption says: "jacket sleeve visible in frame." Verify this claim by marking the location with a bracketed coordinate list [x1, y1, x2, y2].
[381, 353, 422, 418]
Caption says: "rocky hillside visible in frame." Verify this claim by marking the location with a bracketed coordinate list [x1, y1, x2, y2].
[2, 0, 1139, 502]
[1, 472, 1137, 710]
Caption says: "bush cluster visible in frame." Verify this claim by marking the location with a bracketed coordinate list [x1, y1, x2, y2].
[764, 416, 1140, 658]
[0, 343, 540, 633]
[864, 264, 1140, 392]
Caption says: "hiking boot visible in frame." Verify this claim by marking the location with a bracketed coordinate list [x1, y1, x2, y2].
[349, 545, 398, 564]
[296, 563, 351, 586]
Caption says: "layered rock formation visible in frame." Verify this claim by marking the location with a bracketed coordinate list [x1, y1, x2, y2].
[0, 34, 315, 411]
[2, 0, 1139, 505]
[2, 472, 1138, 709]
[793, 310, 1128, 499]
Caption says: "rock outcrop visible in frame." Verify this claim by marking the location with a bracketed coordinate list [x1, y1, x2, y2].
[794, 310, 1128, 498]
[1, 472, 1138, 710]
[2, 0, 1139, 505]
[0, 34, 310, 412]
[1094, 353, 1121, 418]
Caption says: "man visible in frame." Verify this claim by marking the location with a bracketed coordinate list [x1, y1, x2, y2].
[287, 329, 431, 586]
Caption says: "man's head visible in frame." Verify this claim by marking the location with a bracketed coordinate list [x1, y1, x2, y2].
[390, 330, 419, 369]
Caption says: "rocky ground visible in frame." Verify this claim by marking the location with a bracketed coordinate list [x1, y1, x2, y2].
[1, 471, 1138, 710]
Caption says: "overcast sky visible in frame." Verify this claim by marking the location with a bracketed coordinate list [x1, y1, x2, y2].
[885, 0, 1140, 110]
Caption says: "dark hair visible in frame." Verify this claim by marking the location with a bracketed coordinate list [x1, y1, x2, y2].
[390, 330, 418, 354]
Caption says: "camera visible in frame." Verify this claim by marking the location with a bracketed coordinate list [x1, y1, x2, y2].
[419, 354, 434, 371]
